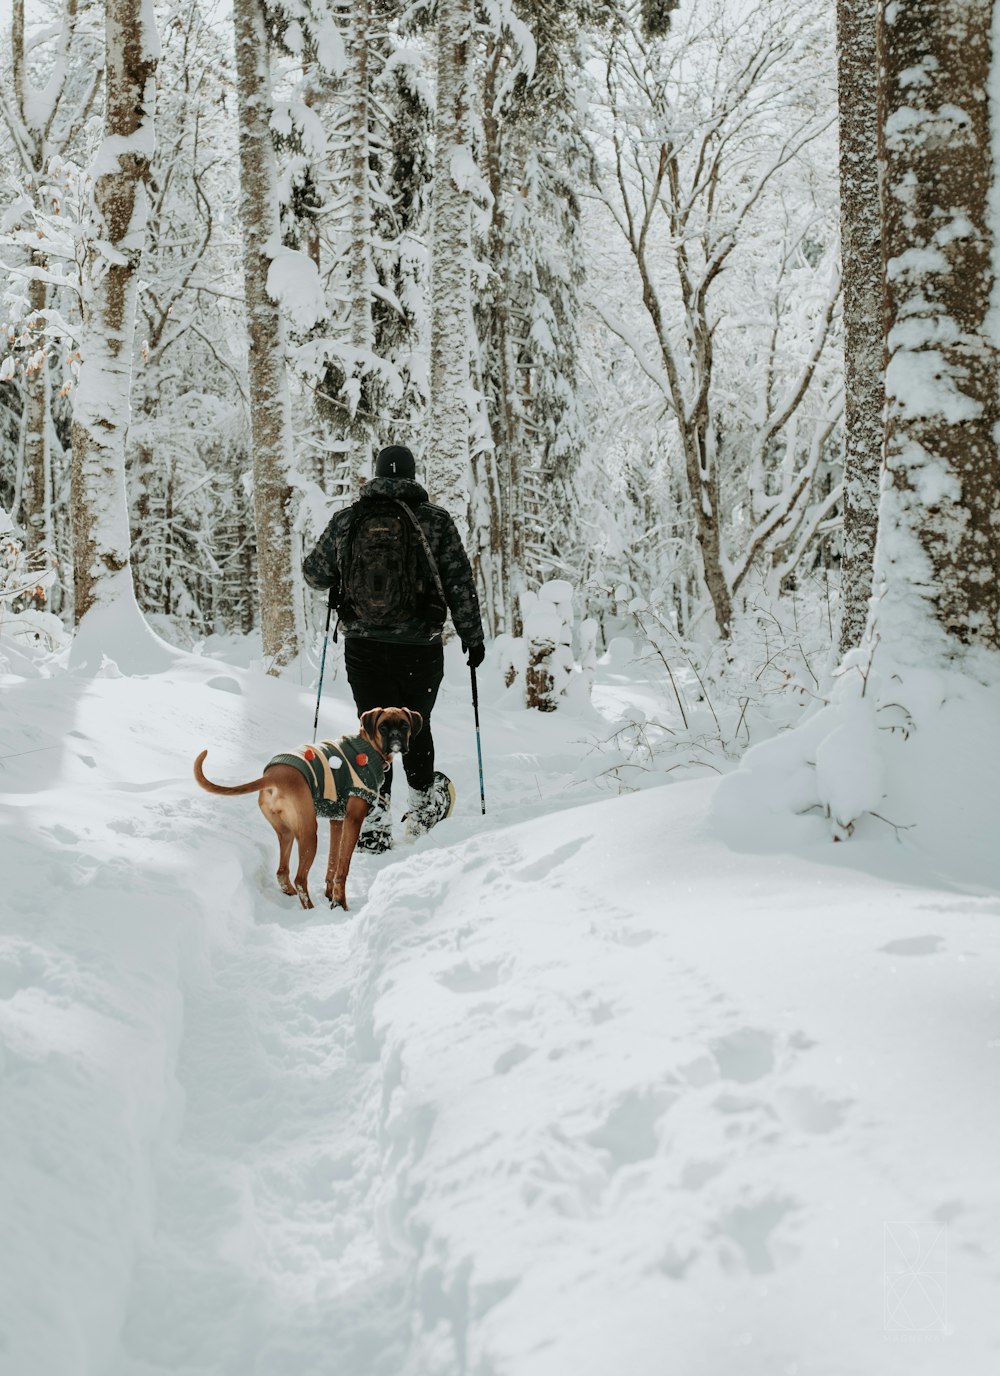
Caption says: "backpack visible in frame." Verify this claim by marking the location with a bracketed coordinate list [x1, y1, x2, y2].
[339, 498, 447, 627]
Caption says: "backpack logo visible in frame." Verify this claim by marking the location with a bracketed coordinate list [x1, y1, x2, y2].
[341, 501, 445, 626]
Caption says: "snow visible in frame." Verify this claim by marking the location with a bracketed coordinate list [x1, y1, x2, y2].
[885, 347, 983, 423]
[266, 250, 324, 333]
[2, 629, 1000, 1375]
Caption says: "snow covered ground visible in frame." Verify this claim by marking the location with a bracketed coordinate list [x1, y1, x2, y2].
[2, 635, 999, 1375]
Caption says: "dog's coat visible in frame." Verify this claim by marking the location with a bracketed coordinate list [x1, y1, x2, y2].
[265, 736, 385, 818]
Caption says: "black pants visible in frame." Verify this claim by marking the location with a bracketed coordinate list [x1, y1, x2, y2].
[344, 638, 444, 796]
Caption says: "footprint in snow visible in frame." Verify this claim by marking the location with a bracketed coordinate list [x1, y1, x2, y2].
[41, 823, 78, 845]
[586, 1087, 674, 1167]
[511, 835, 590, 883]
[493, 1043, 532, 1075]
[774, 1085, 849, 1135]
[680, 1158, 723, 1191]
[879, 934, 945, 956]
[710, 1026, 775, 1084]
[437, 959, 506, 993]
[719, 1196, 798, 1274]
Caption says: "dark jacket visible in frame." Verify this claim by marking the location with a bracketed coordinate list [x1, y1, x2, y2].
[303, 477, 485, 647]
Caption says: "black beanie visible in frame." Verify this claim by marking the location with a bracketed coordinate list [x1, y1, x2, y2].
[374, 445, 416, 478]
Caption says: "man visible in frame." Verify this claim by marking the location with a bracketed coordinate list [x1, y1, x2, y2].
[303, 444, 485, 851]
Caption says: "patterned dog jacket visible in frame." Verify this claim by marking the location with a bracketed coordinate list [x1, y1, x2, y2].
[265, 735, 385, 819]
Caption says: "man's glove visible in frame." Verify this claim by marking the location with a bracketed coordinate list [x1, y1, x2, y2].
[464, 641, 486, 669]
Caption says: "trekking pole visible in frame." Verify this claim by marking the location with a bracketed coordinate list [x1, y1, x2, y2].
[312, 592, 335, 743]
[470, 664, 486, 814]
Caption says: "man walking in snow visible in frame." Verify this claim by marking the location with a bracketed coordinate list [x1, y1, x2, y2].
[303, 445, 485, 852]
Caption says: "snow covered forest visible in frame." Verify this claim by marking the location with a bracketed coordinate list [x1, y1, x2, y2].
[2, 0, 851, 661]
[3, 0, 1000, 1371]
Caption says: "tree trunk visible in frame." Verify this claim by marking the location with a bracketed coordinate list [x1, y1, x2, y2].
[233, 0, 300, 671]
[428, 0, 474, 519]
[836, 0, 882, 656]
[70, 0, 157, 626]
[476, 38, 512, 635]
[22, 266, 51, 561]
[874, 0, 1000, 658]
[347, 0, 374, 485]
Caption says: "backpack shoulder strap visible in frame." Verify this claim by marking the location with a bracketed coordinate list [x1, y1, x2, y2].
[391, 499, 447, 609]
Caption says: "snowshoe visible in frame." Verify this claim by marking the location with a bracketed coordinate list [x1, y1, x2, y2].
[357, 797, 393, 853]
[403, 771, 456, 840]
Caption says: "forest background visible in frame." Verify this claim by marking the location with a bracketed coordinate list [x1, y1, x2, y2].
[2, 0, 999, 837]
[0, 0, 848, 662]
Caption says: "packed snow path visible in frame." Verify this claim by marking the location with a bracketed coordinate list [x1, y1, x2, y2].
[2, 645, 1000, 1376]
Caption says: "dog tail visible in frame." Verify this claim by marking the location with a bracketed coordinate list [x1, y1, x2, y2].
[193, 749, 270, 796]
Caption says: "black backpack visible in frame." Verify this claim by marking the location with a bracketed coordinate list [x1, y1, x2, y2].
[339, 499, 447, 627]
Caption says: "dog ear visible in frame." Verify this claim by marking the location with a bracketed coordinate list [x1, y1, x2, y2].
[406, 709, 423, 736]
[359, 708, 383, 740]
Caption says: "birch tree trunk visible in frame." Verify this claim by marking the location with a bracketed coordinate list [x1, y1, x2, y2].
[835, 0, 882, 655]
[873, 0, 1000, 659]
[70, 0, 158, 629]
[233, 0, 300, 671]
[347, 0, 374, 486]
[428, 0, 475, 519]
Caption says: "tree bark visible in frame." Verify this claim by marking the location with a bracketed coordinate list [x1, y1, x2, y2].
[476, 37, 512, 635]
[22, 265, 51, 561]
[233, 0, 300, 671]
[70, 0, 157, 625]
[835, 0, 882, 655]
[347, 0, 374, 486]
[874, 0, 1000, 658]
[10, 0, 51, 564]
[428, 0, 475, 518]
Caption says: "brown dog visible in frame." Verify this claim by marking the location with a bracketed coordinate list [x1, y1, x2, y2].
[193, 707, 421, 911]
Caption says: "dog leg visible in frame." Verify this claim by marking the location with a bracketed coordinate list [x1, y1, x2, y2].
[293, 817, 318, 910]
[326, 820, 343, 904]
[262, 800, 297, 898]
[330, 797, 370, 910]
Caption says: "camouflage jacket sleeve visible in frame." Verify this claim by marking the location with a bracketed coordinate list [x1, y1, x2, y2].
[303, 511, 348, 599]
[428, 509, 485, 646]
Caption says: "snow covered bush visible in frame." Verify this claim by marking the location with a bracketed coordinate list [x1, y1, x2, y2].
[525, 580, 576, 711]
[0, 506, 67, 673]
[586, 576, 837, 791]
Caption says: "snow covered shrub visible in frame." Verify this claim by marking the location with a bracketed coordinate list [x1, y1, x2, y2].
[588, 575, 837, 790]
[524, 580, 576, 711]
[0, 507, 67, 673]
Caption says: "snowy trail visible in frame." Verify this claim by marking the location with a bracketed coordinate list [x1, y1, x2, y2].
[109, 871, 411, 1376]
[3, 649, 1000, 1376]
[98, 653, 634, 1375]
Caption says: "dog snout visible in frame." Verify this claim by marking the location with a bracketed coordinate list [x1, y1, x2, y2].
[379, 721, 409, 754]
[383, 727, 410, 755]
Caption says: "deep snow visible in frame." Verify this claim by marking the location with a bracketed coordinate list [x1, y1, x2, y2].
[1, 636, 999, 1376]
